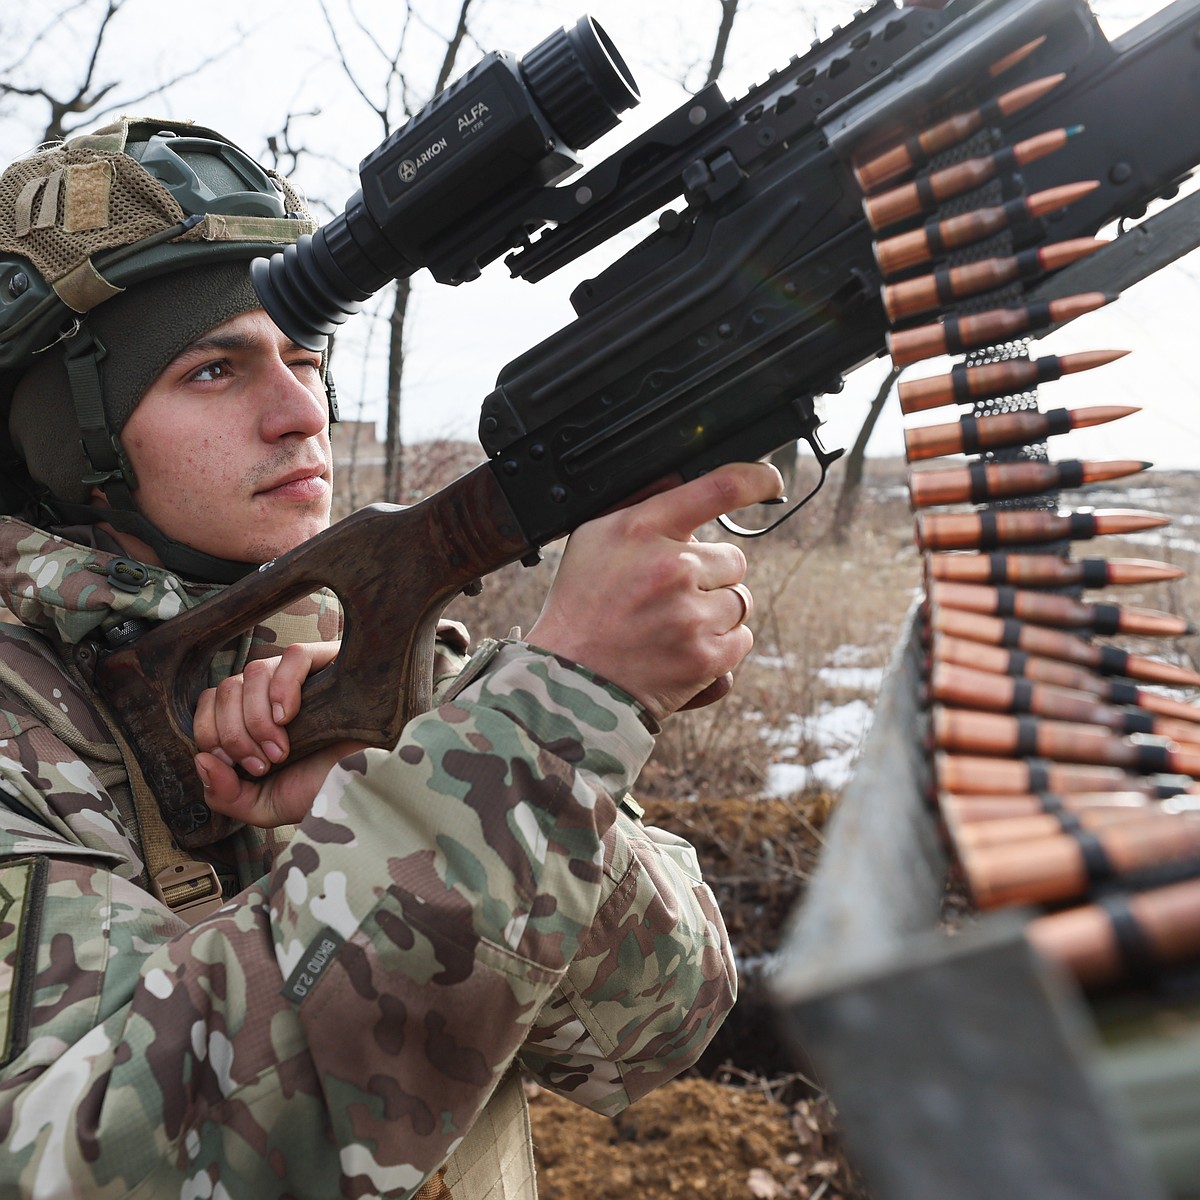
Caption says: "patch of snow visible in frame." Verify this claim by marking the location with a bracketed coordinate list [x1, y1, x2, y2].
[761, 698, 874, 797]
[749, 651, 797, 670]
[828, 643, 872, 667]
[817, 665, 885, 691]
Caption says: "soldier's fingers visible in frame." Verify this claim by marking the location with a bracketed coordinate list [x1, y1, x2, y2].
[716, 582, 753, 631]
[269, 642, 340, 727]
[240, 658, 288, 763]
[195, 751, 249, 809]
[196, 753, 292, 826]
[211, 675, 270, 776]
[193, 686, 218, 753]
[691, 541, 749, 592]
[628, 462, 783, 542]
[679, 673, 734, 711]
[198, 742, 367, 829]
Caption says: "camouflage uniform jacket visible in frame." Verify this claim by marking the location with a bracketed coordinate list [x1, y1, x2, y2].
[0, 515, 736, 1198]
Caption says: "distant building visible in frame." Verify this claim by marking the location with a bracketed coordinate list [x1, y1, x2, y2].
[330, 420, 386, 518]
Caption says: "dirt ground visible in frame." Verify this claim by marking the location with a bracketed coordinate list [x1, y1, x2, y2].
[527, 793, 872, 1200]
[529, 1074, 865, 1200]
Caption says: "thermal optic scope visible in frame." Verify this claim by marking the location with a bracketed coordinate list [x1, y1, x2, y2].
[251, 15, 638, 350]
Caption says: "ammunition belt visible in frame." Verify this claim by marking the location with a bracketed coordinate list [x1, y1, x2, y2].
[855, 92, 1200, 995]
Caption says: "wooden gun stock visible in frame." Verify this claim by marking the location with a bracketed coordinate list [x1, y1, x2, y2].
[94, 465, 530, 848]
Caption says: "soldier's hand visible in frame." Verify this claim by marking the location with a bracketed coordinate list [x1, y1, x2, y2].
[527, 461, 783, 723]
[193, 641, 366, 827]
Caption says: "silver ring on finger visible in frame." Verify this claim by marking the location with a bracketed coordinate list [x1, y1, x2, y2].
[725, 582, 753, 629]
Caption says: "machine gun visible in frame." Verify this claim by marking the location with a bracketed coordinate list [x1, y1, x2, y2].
[94, 0, 1200, 846]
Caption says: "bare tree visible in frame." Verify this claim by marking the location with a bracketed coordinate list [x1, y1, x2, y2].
[685, 1, 803, 499]
[702, 0, 742, 89]
[263, 110, 333, 186]
[830, 364, 901, 540]
[315, 0, 480, 505]
[0, 0, 232, 145]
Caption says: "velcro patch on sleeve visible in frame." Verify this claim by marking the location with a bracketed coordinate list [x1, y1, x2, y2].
[0, 857, 47, 1067]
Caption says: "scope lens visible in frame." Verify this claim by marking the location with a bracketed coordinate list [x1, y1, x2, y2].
[520, 15, 640, 150]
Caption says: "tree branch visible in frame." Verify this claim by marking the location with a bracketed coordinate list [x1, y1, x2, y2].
[432, 0, 474, 97]
[830, 365, 901, 540]
[73, 0, 123, 109]
[0, 0, 95, 77]
[318, 0, 388, 126]
[704, 0, 741, 88]
[1, 0, 241, 144]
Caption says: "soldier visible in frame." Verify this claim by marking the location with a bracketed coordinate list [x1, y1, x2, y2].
[0, 118, 779, 1197]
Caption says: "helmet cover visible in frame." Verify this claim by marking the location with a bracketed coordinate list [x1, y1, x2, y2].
[0, 116, 318, 514]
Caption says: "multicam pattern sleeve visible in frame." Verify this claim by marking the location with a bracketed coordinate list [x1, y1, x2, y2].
[445, 643, 737, 1115]
[518, 813, 736, 1115]
[0, 638, 733, 1198]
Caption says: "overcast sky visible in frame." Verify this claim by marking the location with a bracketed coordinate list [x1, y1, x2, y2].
[4, 0, 1198, 468]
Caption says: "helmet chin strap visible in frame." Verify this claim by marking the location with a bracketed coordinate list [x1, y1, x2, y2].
[47, 497, 261, 585]
[56, 328, 263, 585]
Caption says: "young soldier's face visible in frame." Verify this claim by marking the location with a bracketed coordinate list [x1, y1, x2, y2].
[117, 310, 333, 564]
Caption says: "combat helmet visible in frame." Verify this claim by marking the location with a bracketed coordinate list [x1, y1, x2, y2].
[0, 116, 328, 582]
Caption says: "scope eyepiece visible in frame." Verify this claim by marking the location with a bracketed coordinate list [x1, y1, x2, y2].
[251, 15, 639, 351]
